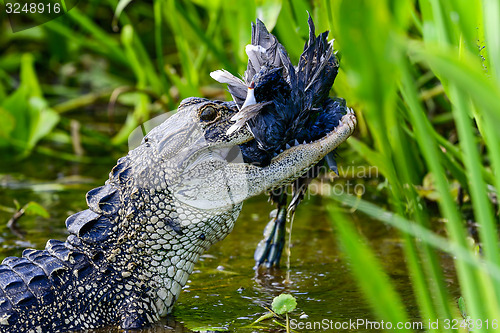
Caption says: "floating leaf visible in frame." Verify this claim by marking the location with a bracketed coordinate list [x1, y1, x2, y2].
[189, 326, 228, 332]
[251, 312, 274, 325]
[271, 294, 297, 315]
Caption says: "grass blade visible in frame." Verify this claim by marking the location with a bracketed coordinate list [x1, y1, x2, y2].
[328, 206, 411, 330]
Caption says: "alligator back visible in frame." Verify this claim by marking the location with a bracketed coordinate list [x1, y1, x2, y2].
[0, 135, 239, 332]
[0, 243, 102, 331]
[0, 156, 156, 332]
[0, 204, 123, 332]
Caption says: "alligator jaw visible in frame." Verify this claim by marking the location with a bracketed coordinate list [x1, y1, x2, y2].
[275, 108, 356, 161]
[245, 108, 356, 196]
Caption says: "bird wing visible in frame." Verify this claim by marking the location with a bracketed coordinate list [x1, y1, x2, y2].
[210, 70, 247, 106]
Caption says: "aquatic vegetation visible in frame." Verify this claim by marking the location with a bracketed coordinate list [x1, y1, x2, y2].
[0, 54, 59, 158]
[324, 0, 500, 331]
[272, 293, 297, 333]
[251, 293, 297, 333]
[271, 293, 297, 315]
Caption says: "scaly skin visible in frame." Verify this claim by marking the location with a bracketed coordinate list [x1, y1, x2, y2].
[0, 97, 356, 332]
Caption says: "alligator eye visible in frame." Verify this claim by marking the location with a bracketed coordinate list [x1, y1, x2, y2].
[200, 106, 218, 122]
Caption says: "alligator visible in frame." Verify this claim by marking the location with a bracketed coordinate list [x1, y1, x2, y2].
[0, 96, 356, 332]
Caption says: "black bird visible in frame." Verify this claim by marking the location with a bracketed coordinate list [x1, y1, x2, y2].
[211, 15, 350, 267]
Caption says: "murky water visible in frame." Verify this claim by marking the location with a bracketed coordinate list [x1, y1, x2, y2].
[0, 154, 458, 332]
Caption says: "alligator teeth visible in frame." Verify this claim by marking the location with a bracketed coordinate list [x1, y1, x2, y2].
[303, 140, 307, 144]
[294, 139, 299, 146]
[338, 119, 343, 126]
[285, 143, 291, 149]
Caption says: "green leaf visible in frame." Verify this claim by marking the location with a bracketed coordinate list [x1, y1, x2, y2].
[458, 297, 467, 318]
[1, 85, 31, 149]
[23, 202, 50, 218]
[113, 0, 134, 29]
[20, 53, 42, 98]
[256, 0, 282, 31]
[347, 137, 390, 180]
[188, 0, 221, 10]
[0, 53, 60, 155]
[27, 97, 60, 151]
[0, 106, 15, 144]
[328, 206, 410, 328]
[271, 294, 297, 315]
[251, 312, 274, 325]
[409, 42, 500, 123]
[330, 194, 500, 287]
[189, 327, 228, 332]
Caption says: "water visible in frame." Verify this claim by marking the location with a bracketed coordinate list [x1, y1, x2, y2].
[284, 207, 295, 284]
[0, 154, 458, 332]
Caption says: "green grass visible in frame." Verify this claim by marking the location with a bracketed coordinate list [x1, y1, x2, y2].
[1, 0, 500, 331]
[322, 0, 500, 331]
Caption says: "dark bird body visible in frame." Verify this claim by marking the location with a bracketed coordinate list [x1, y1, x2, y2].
[211, 15, 351, 267]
